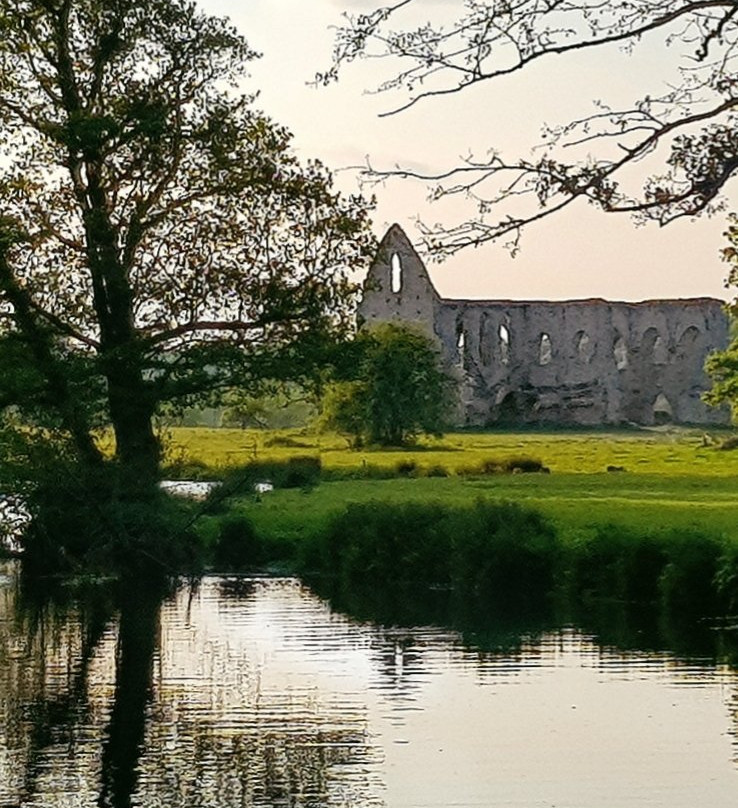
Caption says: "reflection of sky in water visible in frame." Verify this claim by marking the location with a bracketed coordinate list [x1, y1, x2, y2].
[0, 570, 737, 807]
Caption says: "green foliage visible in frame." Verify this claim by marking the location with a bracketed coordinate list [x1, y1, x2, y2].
[706, 216, 738, 420]
[320, 322, 456, 446]
[221, 384, 316, 430]
[213, 516, 265, 571]
[0, 425, 202, 578]
[0, 0, 374, 573]
[219, 456, 322, 494]
[310, 500, 558, 609]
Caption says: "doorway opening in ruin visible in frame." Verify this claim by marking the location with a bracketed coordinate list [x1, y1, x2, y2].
[390, 253, 402, 293]
[496, 391, 536, 424]
[652, 393, 674, 425]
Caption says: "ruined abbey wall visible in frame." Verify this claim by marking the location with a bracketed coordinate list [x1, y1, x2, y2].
[359, 225, 730, 426]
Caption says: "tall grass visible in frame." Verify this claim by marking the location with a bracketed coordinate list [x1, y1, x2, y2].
[212, 498, 738, 618]
[305, 500, 558, 611]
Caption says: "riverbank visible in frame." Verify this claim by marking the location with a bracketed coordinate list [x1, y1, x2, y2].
[161, 427, 738, 617]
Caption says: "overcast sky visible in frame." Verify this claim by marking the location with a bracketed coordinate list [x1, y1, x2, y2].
[200, 1, 736, 303]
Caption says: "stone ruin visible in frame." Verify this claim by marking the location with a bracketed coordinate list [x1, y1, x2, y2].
[358, 224, 730, 427]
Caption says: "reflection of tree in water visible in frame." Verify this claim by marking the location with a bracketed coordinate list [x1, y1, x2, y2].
[0, 567, 118, 805]
[134, 579, 382, 808]
[0, 567, 382, 808]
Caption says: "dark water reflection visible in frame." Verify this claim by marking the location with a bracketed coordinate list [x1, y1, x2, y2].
[1, 562, 737, 808]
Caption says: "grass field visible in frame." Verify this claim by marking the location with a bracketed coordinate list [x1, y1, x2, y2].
[161, 425, 738, 476]
[160, 426, 738, 547]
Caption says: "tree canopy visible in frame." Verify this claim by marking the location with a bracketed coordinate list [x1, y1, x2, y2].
[321, 0, 738, 255]
[705, 216, 738, 419]
[0, 0, 374, 571]
[320, 321, 456, 447]
[0, 0, 373, 475]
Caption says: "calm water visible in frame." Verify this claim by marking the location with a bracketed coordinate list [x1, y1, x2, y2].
[1, 565, 737, 807]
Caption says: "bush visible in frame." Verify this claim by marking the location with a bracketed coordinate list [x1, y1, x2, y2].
[449, 501, 559, 607]
[213, 515, 264, 570]
[395, 460, 418, 477]
[424, 464, 450, 478]
[457, 455, 547, 476]
[310, 499, 559, 610]
[659, 533, 724, 615]
[19, 458, 204, 579]
[567, 527, 668, 604]
[222, 456, 322, 493]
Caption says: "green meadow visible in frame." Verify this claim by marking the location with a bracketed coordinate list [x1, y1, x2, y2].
[162, 426, 738, 546]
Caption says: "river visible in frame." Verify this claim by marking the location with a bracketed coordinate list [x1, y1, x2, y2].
[0, 565, 736, 807]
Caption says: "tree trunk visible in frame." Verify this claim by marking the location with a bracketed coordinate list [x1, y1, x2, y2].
[106, 360, 160, 493]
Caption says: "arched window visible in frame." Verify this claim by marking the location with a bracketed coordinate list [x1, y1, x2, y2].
[613, 336, 628, 370]
[390, 253, 402, 293]
[642, 328, 668, 365]
[676, 326, 700, 362]
[539, 333, 552, 365]
[575, 330, 594, 363]
[499, 323, 510, 365]
[456, 319, 466, 364]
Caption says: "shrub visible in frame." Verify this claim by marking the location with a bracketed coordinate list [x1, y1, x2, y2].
[395, 460, 418, 477]
[424, 464, 450, 478]
[449, 501, 559, 607]
[311, 499, 559, 611]
[503, 456, 545, 473]
[213, 515, 264, 570]
[659, 533, 724, 615]
[221, 456, 322, 493]
[567, 527, 668, 604]
[457, 455, 546, 476]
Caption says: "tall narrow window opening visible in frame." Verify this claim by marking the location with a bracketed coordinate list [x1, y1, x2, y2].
[613, 336, 628, 370]
[456, 320, 466, 364]
[539, 333, 552, 365]
[575, 330, 594, 363]
[499, 323, 510, 365]
[390, 253, 402, 293]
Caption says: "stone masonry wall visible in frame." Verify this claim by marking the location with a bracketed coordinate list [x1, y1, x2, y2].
[359, 225, 730, 427]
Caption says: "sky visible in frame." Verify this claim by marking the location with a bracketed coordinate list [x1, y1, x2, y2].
[200, 0, 736, 304]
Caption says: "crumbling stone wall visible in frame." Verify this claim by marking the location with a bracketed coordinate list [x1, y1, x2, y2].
[359, 224, 730, 426]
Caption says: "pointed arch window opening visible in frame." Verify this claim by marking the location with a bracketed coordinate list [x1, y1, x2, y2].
[539, 333, 552, 366]
[499, 323, 510, 365]
[576, 331, 593, 363]
[456, 321, 466, 364]
[390, 253, 403, 293]
[613, 336, 628, 370]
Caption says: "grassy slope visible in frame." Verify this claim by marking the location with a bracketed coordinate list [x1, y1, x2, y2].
[162, 426, 738, 545]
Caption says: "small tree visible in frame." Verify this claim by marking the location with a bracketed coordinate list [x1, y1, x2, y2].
[321, 322, 456, 446]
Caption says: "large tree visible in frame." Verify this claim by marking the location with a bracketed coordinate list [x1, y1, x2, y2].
[321, 0, 737, 254]
[0, 1, 373, 494]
